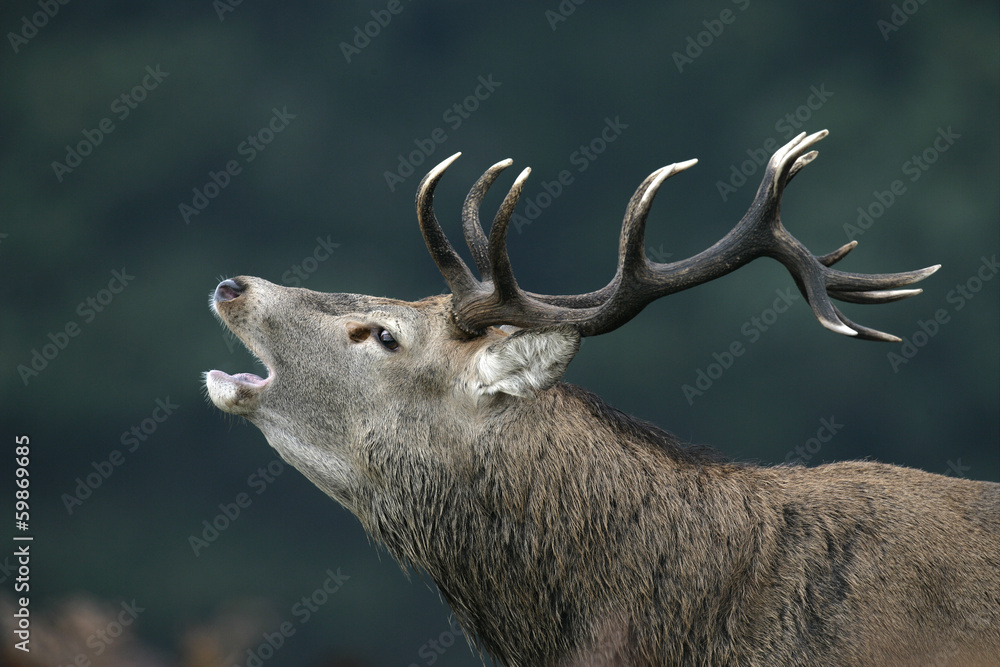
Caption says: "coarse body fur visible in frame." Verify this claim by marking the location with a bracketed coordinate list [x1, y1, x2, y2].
[360, 382, 1000, 666]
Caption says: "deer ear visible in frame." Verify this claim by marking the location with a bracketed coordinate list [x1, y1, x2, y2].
[471, 325, 581, 399]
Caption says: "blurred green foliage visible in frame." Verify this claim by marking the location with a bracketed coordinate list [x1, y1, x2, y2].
[1, 1, 997, 665]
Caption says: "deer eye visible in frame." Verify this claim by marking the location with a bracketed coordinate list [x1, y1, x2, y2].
[376, 328, 399, 351]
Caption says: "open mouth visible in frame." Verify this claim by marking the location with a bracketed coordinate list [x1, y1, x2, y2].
[205, 366, 273, 416]
[208, 369, 270, 389]
[226, 371, 267, 385]
[205, 278, 273, 415]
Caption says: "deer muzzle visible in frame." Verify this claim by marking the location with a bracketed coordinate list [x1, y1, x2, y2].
[205, 277, 273, 416]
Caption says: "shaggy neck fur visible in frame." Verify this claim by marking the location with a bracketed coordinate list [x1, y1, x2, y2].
[358, 383, 772, 665]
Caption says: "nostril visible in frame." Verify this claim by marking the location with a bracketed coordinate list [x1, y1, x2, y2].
[214, 279, 244, 303]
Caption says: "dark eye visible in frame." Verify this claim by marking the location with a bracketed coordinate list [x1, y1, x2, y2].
[377, 328, 399, 351]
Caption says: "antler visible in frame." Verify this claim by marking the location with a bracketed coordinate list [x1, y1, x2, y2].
[415, 130, 939, 342]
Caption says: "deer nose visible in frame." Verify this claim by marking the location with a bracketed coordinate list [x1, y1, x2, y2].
[214, 278, 244, 303]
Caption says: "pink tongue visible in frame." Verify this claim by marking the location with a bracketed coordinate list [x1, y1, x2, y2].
[233, 373, 266, 385]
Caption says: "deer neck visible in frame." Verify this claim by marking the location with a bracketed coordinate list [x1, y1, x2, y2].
[354, 383, 764, 665]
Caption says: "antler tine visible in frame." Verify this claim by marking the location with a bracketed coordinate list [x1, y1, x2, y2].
[487, 167, 532, 301]
[462, 159, 514, 279]
[767, 130, 828, 194]
[620, 166, 673, 236]
[516, 160, 700, 313]
[777, 242, 860, 337]
[823, 264, 941, 293]
[786, 148, 820, 184]
[515, 168, 681, 312]
[830, 288, 923, 304]
[620, 160, 698, 276]
[826, 265, 938, 305]
[416, 152, 479, 295]
[830, 304, 901, 343]
[817, 241, 857, 267]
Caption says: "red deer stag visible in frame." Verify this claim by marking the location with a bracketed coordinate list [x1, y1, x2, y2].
[205, 131, 999, 666]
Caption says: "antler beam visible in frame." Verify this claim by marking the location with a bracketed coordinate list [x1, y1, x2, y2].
[415, 131, 939, 341]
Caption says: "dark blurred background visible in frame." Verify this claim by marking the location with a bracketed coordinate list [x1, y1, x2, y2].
[1, 1, 997, 665]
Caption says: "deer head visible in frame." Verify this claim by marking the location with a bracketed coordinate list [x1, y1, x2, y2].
[206, 130, 934, 495]
[202, 131, 993, 666]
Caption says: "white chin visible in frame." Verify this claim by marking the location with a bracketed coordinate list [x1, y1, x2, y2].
[204, 369, 268, 415]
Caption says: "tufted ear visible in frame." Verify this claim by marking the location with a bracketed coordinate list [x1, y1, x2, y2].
[469, 325, 581, 399]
